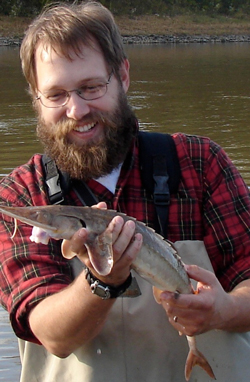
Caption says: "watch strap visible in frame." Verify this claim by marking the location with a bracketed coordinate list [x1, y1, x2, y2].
[85, 268, 132, 299]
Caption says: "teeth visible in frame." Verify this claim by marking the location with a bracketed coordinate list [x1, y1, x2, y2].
[74, 122, 96, 132]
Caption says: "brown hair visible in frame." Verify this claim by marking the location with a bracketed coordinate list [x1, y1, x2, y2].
[20, 1, 127, 96]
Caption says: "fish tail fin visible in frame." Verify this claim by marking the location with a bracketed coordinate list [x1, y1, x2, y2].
[185, 347, 216, 381]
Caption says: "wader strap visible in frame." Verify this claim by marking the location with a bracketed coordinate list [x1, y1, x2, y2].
[138, 131, 181, 237]
[71, 179, 98, 206]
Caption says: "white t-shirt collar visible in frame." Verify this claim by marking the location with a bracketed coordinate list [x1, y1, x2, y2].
[94, 163, 122, 194]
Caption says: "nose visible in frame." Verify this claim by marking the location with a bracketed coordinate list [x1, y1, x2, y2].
[65, 91, 91, 120]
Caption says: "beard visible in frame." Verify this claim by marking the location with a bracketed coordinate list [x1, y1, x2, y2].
[37, 89, 137, 181]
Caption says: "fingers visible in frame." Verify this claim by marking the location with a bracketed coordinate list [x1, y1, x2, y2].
[90, 216, 142, 285]
[152, 287, 189, 332]
[93, 201, 107, 209]
[61, 208, 143, 279]
[157, 285, 219, 335]
[154, 265, 230, 335]
[158, 292, 201, 335]
[185, 264, 216, 286]
[109, 217, 141, 259]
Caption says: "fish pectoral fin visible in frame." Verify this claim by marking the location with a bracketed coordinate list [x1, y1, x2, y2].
[185, 339, 216, 381]
[61, 239, 77, 260]
[152, 286, 164, 304]
[86, 231, 113, 276]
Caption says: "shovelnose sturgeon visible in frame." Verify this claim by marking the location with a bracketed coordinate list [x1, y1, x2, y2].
[0, 205, 215, 381]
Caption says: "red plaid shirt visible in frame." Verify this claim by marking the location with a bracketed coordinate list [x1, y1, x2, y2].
[1, 132, 250, 342]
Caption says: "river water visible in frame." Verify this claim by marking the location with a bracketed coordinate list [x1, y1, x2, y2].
[1, 42, 250, 380]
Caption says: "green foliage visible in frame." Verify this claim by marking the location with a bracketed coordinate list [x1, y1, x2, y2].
[100, 0, 168, 15]
[0, 0, 44, 16]
[0, 0, 13, 15]
[1, 0, 250, 17]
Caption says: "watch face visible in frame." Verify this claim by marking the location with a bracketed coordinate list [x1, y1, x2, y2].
[86, 269, 131, 299]
[96, 285, 111, 299]
[91, 282, 111, 299]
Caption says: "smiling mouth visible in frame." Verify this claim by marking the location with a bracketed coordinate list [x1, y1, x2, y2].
[74, 121, 97, 133]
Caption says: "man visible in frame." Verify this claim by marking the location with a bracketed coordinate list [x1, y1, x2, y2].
[1, 2, 250, 381]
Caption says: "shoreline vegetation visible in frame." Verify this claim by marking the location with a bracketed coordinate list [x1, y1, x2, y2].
[1, 13, 250, 45]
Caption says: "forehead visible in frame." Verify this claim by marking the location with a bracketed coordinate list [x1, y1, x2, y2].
[35, 41, 108, 90]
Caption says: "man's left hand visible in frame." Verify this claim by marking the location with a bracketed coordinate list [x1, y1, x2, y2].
[153, 264, 242, 336]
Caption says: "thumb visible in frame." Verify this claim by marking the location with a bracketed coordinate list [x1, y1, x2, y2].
[185, 264, 216, 287]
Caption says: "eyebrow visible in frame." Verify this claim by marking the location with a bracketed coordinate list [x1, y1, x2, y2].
[42, 75, 109, 93]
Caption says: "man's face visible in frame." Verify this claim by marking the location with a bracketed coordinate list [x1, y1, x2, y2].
[34, 41, 136, 180]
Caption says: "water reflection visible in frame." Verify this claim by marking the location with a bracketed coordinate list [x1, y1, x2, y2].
[0, 307, 20, 381]
[127, 43, 250, 181]
[0, 46, 40, 177]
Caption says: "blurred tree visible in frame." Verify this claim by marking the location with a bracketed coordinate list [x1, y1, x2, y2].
[1, 0, 250, 17]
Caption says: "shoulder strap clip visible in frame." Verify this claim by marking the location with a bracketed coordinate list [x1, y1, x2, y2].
[153, 156, 170, 207]
[46, 174, 64, 205]
[138, 131, 181, 237]
[42, 155, 65, 204]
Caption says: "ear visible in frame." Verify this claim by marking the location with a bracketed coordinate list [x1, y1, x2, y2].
[119, 59, 130, 93]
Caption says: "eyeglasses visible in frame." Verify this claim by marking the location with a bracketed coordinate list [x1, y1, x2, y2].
[36, 72, 113, 108]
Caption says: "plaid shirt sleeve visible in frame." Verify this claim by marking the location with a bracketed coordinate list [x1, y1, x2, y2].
[169, 133, 250, 292]
[0, 155, 73, 342]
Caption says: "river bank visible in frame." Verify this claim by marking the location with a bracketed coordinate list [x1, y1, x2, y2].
[1, 13, 250, 46]
[2, 33, 250, 46]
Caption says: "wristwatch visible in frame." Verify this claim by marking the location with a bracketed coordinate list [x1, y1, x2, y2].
[85, 268, 132, 299]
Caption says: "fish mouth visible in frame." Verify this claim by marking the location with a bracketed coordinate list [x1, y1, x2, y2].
[0, 206, 58, 232]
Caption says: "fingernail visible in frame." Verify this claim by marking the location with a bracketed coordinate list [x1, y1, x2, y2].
[126, 220, 135, 229]
[77, 228, 87, 238]
[160, 291, 172, 300]
[135, 233, 142, 241]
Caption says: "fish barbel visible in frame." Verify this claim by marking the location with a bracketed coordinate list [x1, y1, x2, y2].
[0, 205, 215, 381]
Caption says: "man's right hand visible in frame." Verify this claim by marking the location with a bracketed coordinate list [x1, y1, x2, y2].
[61, 202, 143, 286]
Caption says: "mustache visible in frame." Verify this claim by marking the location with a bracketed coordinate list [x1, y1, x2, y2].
[53, 111, 112, 139]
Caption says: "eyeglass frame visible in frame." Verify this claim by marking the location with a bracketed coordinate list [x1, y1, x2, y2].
[35, 72, 113, 109]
